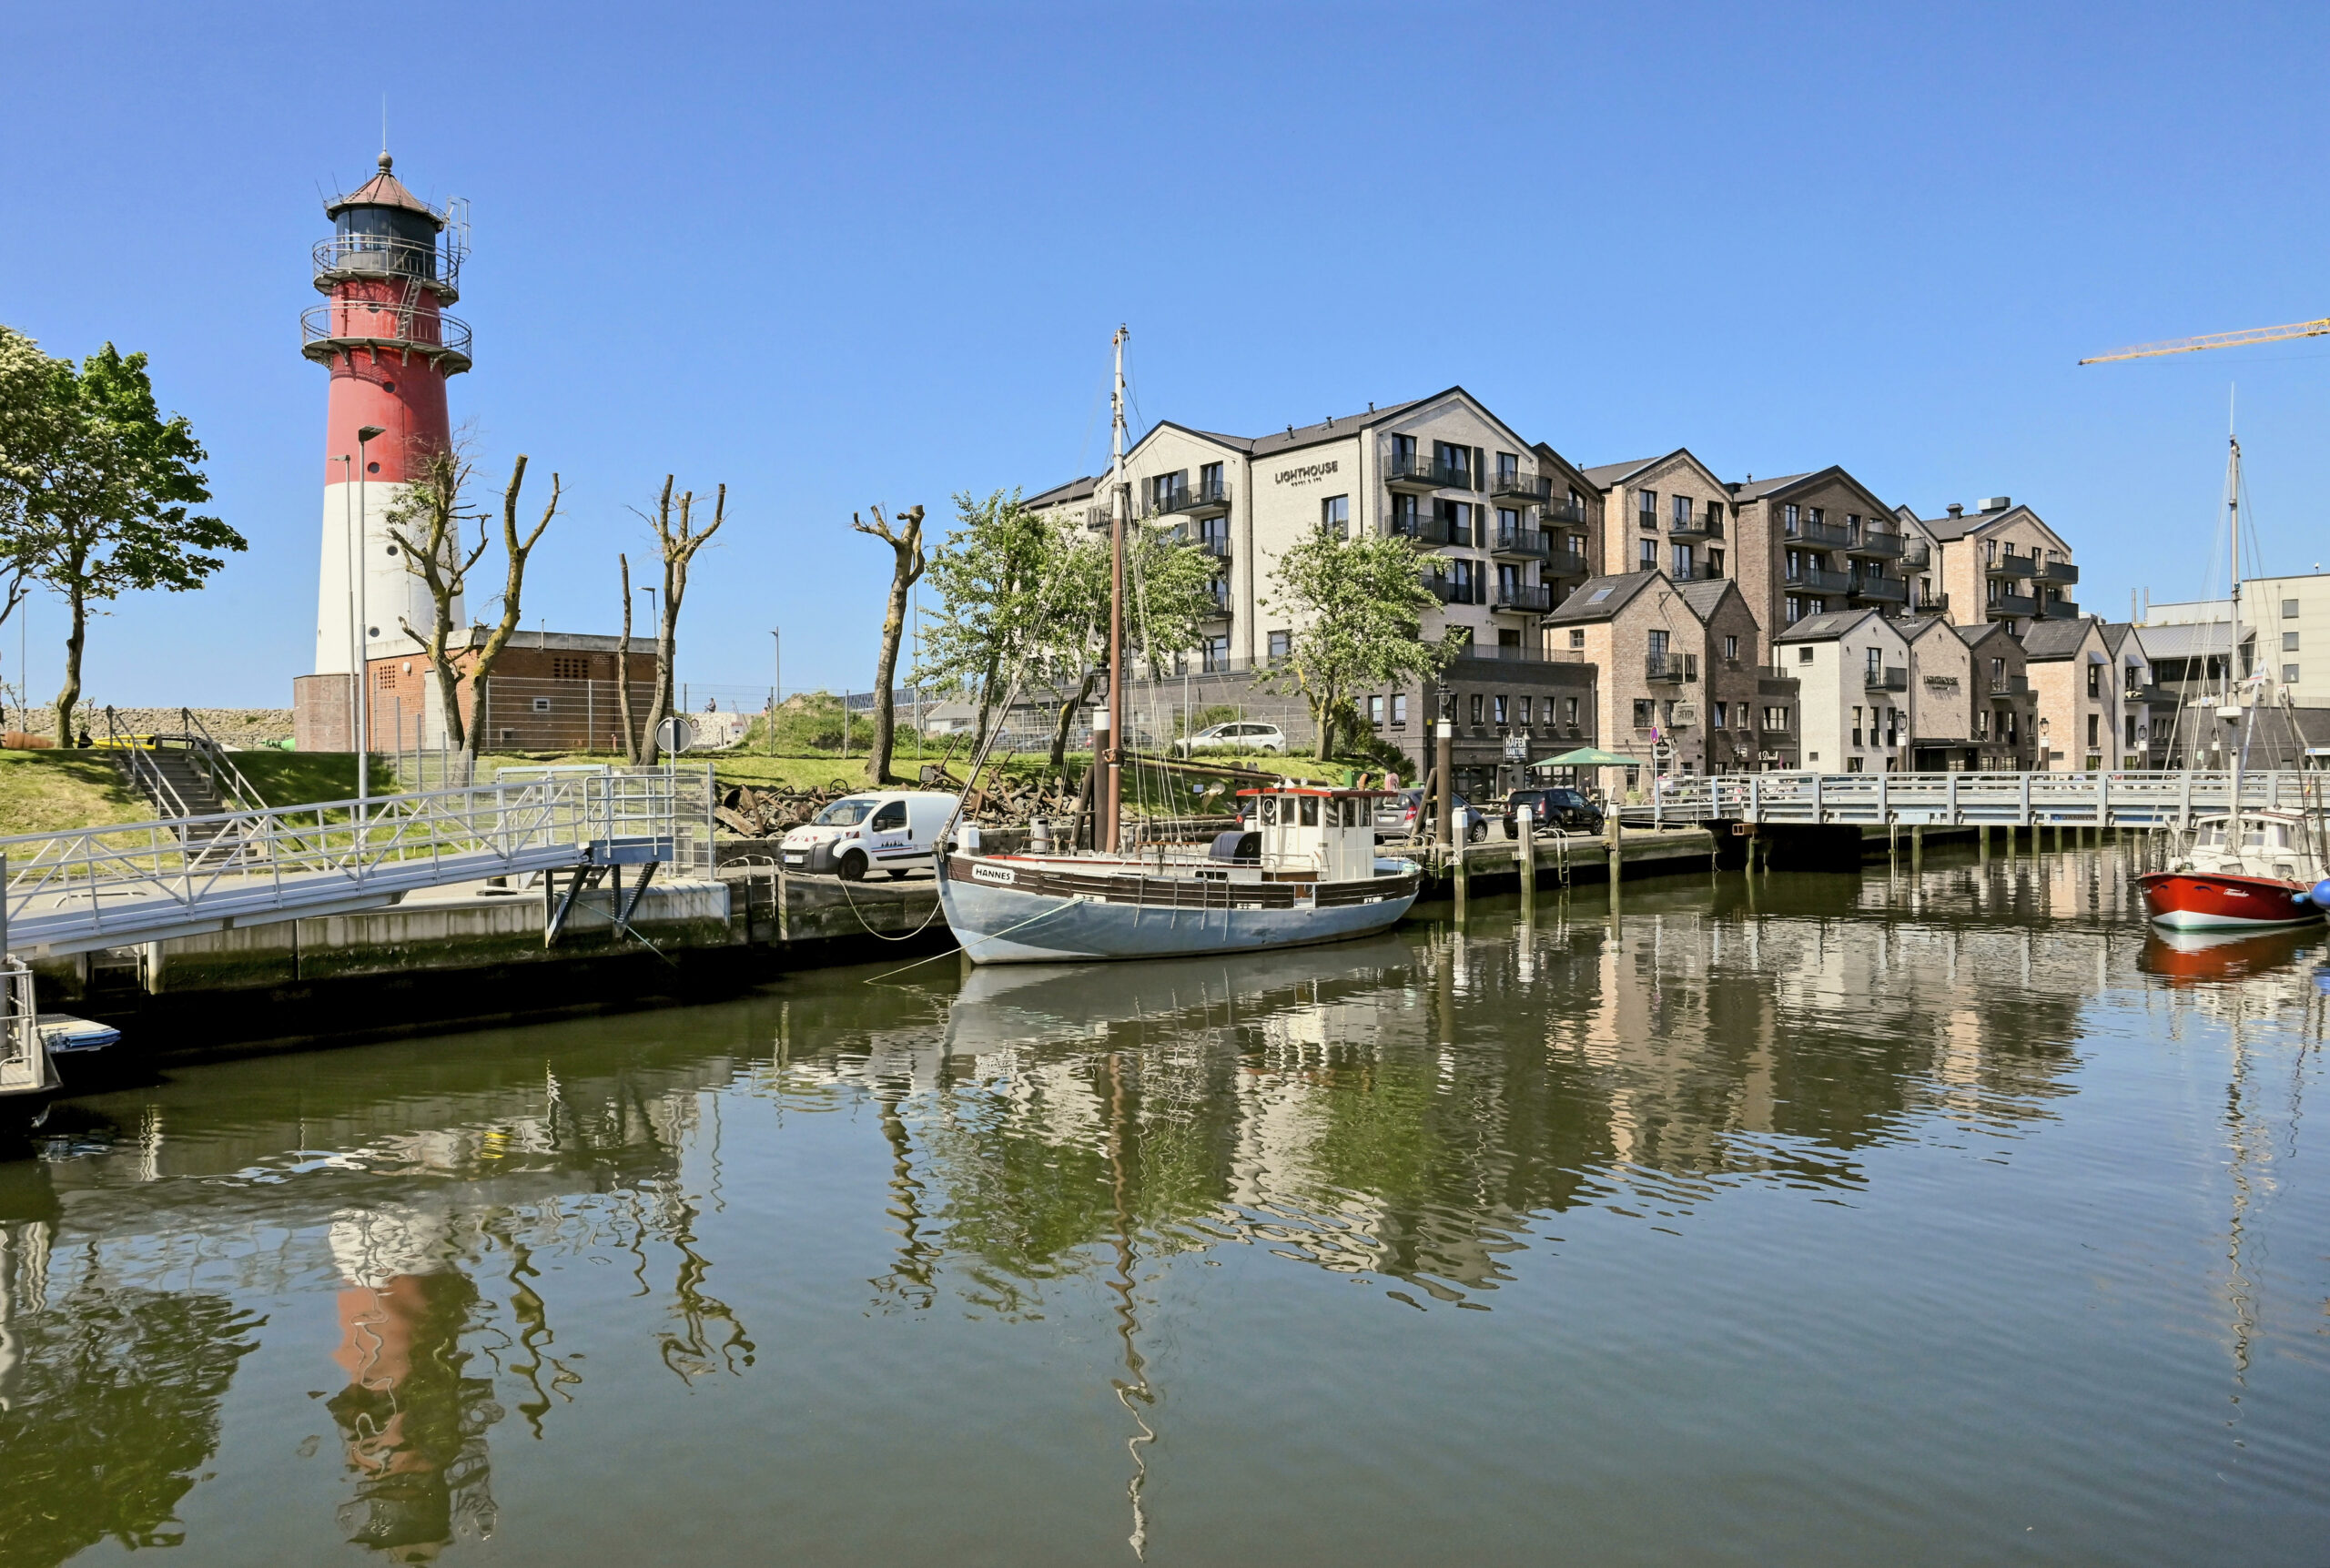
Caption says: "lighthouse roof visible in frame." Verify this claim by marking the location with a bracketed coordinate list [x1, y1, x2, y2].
[325, 152, 444, 228]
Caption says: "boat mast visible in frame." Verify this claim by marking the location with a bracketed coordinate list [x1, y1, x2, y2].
[2225, 432, 2245, 807]
[1103, 326, 1129, 856]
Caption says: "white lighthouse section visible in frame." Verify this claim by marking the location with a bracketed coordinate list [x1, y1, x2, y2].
[313, 477, 464, 675]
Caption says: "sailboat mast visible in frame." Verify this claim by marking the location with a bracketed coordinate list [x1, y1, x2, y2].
[2226, 433, 2245, 801]
[1103, 326, 1129, 856]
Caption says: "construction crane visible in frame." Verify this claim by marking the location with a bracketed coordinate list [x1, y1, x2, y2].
[2081, 317, 2330, 364]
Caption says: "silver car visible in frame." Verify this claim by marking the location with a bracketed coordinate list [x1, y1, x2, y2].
[1174, 721, 1288, 756]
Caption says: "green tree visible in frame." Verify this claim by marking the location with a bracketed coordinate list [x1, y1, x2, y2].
[1033, 521, 1220, 775]
[1260, 528, 1454, 761]
[0, 340, 244, 744]
[913, 490, 1052, 753]
[0, 328, 59, 633]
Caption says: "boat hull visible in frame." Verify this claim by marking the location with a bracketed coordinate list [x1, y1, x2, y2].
[937, 855, 1421, 964]
[2137, 871, 2323, 930]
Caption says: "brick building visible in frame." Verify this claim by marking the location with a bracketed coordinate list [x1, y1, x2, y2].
[295, 631, 658, 754]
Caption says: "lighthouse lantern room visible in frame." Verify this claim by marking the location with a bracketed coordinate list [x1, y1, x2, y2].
[292, 151, 472, 751]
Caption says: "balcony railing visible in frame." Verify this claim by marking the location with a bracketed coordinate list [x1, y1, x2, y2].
[1986, 553, 2038, 579]
[1847, 529, 1905, 560]
[299, 300, 473, 373]
[1383, 450, 1474, 491]
[1849, 572, 1910, 603]
[1545, 547, 1592, 579]
[2038, 560, 2080, 584]
[1542, 500, 1588, 527]
[2042, 598, 2082, 620]
[1493, 582, 1554, 613]
[1864, 665, 1910, 693]
[1785, 518, 1853, 549]
[2131, 683, 2177, 705]
[1667, 513, 1724, 541]
[1646, 652, 1693, 683]
[1989, 591, 2038, 618]
[312, 234, 461, 299]
[1899, 541, 1931, 571]
[1448, 643, 1587, 664]
[1911, 589, 1950, 614]
[1138, 478, 1231, 521]
[1426, 577, 1484, 605]
[1785, 565, 1852, 593]
[1388, 513, 1454, 547]
[1490, 471, 1551, 504]
[1989, 674, 2031, 698]
[1490, 525, 1550, 559]
[1668, 563, 1726, 582]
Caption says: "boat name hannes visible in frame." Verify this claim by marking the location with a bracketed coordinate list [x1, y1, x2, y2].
[970, 864, 1018, 887]
[1273, 460, 1339, 486]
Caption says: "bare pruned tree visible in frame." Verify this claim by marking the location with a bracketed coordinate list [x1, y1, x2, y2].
[852, 503, 927, 785]
[458, 454, 560, 759]
[616, 551, 639, 763]
[386, 443, 490, 750]
[636, 476, 724, 765]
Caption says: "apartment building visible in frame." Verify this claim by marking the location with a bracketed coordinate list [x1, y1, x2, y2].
[1577, 450, 1735, 585]
[2144, 570, 2330, 708]
[2102, 622, 2177, 768]
[1542, 571, 1762, 779]
[1726, 468, 1930, 632]
[1677, 577, 1768, 776]
[1899, 616, 2037, 771]
[1953, 621, 2040, 770]
[1769, 610, 1915, 772]
[2019, 616, 2115, 771]
[1900, 498, 2078, 632]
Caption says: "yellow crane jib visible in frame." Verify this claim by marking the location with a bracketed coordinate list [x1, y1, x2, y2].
[2080, 317, 2330, 364]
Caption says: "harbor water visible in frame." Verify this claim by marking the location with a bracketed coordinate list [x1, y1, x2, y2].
[2, 841, 2325, 1565]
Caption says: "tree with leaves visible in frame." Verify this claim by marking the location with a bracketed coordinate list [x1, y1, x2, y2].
[852, 503, 927, 785]
[1033, 521, 1221, 777]
[637, 477, 724, 765]
[912, 489, 1051, 753]
[0, 328, 58, 637]
[0, 339, 244, 744]
[1259, 529, 1455, 761]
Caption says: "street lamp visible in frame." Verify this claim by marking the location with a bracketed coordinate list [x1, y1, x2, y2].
[354, 424, 384, 814]
[769, 628, 780, 757]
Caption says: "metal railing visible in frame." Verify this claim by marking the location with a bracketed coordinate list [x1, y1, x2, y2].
[1785, 519, 1853, 549]
[1986, 553, 2038, 579]
[1864, 665, 1910, 692]
[2042, 599, 2082, 620]
[1786, 565, 1853, 593]
[1493, 582, 1554, 612]
[1646, 652, 1693, 683]
[311, 234, 461, 297]
[2038, 561, 2081, 584]
[1848, 529, 1906, 560]
[1383, 450, 1475, 490]
[0, 765, 708, 956]
[1543, 501, 1588, 526]
[1491, 525, 1549, 558]
[1850, 573, 1910, 602]
[1390, 512, 1454, 546]
[1138, 479, 1231, 520]
[1490, 472, 1552, 503]
[1989, 592, 2039, 617]
[1667, 513, 1723, 540]
[0, 962, 42, 1093]
[1545, 547, 1593, 578]
[301, 300, 473, 367]
[1625, 769, 2330, 830]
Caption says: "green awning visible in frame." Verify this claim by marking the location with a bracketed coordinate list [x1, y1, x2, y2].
[1533, 746, 1636, 768]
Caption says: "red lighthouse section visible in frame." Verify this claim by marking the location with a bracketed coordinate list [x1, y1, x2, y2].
[303, 153, 470, 486]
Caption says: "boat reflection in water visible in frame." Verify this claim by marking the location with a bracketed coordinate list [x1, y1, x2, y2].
[2140, 924, 2325, 987]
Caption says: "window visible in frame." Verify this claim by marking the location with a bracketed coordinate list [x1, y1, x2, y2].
[1783, 503, 1800, 532]
[1639, 538, 1657, 569]
[1368, 693, 1384, 726]
[1392, 693, 1408, 726]
[1447, 500, 1475, 546]
[1391, 434, 1416, 469]
[2086, 663, 2101, 697]
[1267, 630, 1292, 663]
[1976, 710, 1990, 739]
[2087, 713, 2100, 748]
[1712, 701, 1728, 729]
[1565, 697, 1580, 725]
[1150, 470, 1189, 509]
[1518, 696, 1533, 724]
[1866, 647, 1884, 681]
[1633, 698, 1655, 728]
[1707, 549, 1724, 576]
[1469, 694, 1485, 726]
[1202, 635, 1230, 673]
[1493, 695, 1509, 726]
[1200, 460, 1223, 499]
[1808, 507, 1825, 526]
[1322, 494, 1349, 535]
[1648, 629, 1670, 659]
[1496, 451, 1518, 483]
[870, 800, 907, 831]
[1785, 595, 1805, 624]
[1663, 699, 1679, 727]
[1672, 544, 1695, 578]
[1991, 656, 2005, 684]
[1557, 629, 1580, 652]
[1672, 493, 1691, 524]
[1852, 706, 1864, 746]
[1433, 441, 1472, 485]
[1847, 756, 1866, 773]
[1496, 506, 1520, 543]
[1637, 491, 1658, 527]
[2284, 631, 2301, 652]
[1763, 706, 1789, 732]
[2284, 598, 2301, 618]
[2126, 715, 2138, 748]
[1723, 634, 1739, 662]
[1798, 645, 1814, 664]
[1449, 559, 1481, 602]
[2284, 663, 2302, 684]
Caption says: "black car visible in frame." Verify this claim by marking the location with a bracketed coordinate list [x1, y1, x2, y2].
[1502, 786, 1602, 835]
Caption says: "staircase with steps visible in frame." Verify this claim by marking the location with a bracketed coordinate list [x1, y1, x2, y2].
[103, 708, 268, 864]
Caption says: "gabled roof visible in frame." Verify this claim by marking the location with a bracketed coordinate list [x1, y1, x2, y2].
[1674, 578, 1744, 623]
[1531, 440, 1596, 494]
[325, 152, 443, 226]
[1725, 465, 1895, 519]
[2101, 622, 2144, 661]
[1726, 472, 1815, 503]
[1770, 608, 1885, 643]
[2018, 615, 2104, 661]
[1912, 502, 2064, 551]
[1899, 612, 1960, 642]
[1953, 619, 2015, 651]
[1578, 448, 1724, 495]
[1026, 474, 1099, 507]
[1544, 572, 1664, 624]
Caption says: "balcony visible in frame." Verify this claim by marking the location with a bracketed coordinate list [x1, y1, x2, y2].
[1545, 546, 1592, 580]
[1989, 674, 2031, 699]
[1383, 450, 1474, 491]
[2131, 683, 2178, 705]
[312, 234, 461, 300]
[1910, 589, 1950, 614]
[1425, 577, 1483, 606]
[1184, 534, 1231, 570]
[299, 300, 473, 375]
[1490, 471, 1551, 505]
[1646, 652, 1692, 684]
[1490, 525, 1550, 560]
[2041, 598, 2082, 620]
[1899, 541, 1931, 571]
[1785, 565, 1852, 594]
[1986, 553, 2038, 579]
[1542, 500, 1588, 527]
[1785, 518, 1853, 549]
[1864, 665, 1910, 693]
[1849, 572, 1910, 604]
[1667, 512, 1723, 541]
[2038, 560, 2080, 585]
[1988, 591, 2037, 619]
[1389, 512, 1454, 547]
[1493, 582, 1554, 613]
[1669, 563, 1726, 582]
[1139, 478, 1231, 521]
[1847, 528, 1906, 561]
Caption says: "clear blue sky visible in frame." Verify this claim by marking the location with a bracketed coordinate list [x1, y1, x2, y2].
[5, 2, 2327, 708]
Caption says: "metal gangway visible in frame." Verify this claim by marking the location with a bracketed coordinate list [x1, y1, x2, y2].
[1618, 769, 2330, 830]
[0, 765, 713, 958]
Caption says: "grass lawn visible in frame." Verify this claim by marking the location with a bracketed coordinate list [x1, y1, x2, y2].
[0, 751, 151, 838]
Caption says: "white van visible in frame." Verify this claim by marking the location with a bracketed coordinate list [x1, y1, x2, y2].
[780, 790, 961, 881]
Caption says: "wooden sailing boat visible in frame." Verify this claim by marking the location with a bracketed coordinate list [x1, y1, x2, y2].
[935, 329, 1423, 964]
[2139, 434, 2330, 929]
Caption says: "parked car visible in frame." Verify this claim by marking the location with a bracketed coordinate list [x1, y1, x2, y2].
[1379, 787, 1488, 844]
[780, 789, 960, 881]
[1174, 721, 1288, 756]
[1502, 786, 1603, 837]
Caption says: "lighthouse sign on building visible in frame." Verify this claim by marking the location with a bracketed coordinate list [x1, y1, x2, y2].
[290, 152, 473, 751]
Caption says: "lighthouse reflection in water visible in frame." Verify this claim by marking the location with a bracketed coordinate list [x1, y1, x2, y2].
[0, 843, 2325, 1566]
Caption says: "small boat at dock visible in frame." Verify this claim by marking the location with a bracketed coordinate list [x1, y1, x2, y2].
[2137, 808, 2328, 930]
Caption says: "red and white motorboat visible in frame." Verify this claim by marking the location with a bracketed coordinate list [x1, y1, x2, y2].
[2137, 808, 2327, 930]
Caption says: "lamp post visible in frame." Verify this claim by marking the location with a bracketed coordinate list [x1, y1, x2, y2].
[354, 424, 384, 814]
[770, 628, 780, 757]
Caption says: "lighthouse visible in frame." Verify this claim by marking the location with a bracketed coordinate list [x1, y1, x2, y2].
[292, 151, 471, 749]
